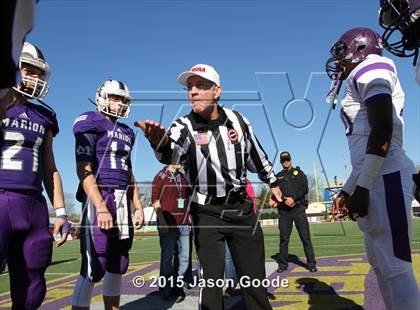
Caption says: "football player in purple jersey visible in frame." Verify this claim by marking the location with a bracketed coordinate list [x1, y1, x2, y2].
[327, 28, 419, 309]
[71, 79, 144, 310]
[0, 42, 71, 309]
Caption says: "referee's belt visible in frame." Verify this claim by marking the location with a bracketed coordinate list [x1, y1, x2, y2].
[192, 190, 246, 206]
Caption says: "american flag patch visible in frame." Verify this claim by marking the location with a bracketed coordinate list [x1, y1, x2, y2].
[194, 133, 209, 145]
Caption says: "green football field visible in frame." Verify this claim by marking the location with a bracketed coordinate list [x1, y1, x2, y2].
[1, 219, 420, 294]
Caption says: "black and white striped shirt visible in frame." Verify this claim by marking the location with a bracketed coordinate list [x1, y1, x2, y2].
[154, 106, 278, 202]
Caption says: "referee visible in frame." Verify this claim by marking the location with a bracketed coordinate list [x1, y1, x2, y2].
[135, 64, 282, 310]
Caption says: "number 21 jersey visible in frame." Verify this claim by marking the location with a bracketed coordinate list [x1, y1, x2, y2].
[0, 102, 59, 191]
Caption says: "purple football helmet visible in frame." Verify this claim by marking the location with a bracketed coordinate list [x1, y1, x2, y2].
[379, 0, 420, 60]
[326, 28, 383, 79]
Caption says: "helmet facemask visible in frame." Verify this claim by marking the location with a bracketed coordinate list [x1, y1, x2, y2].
[380, 0, 410, 28]
[380, 0, 420, 60]
[326, 41, 350, 80]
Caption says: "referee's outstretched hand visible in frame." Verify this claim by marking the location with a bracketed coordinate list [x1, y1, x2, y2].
[134, 120, 169, 147]
[268, 186, 283, 208]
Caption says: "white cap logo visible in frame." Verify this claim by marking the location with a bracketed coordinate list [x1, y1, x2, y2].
[177, 64, 220, 86]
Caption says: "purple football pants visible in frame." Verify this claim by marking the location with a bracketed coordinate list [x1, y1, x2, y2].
[0, 190, 52, 309]
[79, 189, 133, 283]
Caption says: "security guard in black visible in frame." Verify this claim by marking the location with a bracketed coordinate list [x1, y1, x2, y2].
[275, 151, 316, 273]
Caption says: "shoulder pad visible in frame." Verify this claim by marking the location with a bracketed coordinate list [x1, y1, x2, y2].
[28, 102, 59, 136]
[73, 111, 105, 135]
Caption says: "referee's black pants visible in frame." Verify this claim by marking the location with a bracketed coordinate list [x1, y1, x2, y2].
[278, 206, 316, 268]
[191, 199, 272, 310]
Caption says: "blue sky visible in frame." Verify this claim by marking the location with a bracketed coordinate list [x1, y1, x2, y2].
[28, 0, 419, 195]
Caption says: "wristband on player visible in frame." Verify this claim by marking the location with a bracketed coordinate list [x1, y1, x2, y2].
[356, 154, 385, 190]
[55, 207, 67, 217]
[341, 172, 358, 195]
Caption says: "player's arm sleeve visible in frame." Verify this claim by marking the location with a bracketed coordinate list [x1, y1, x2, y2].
[75, 133, 97, 163]
[152, 120, 190, 165]
[241, 114, 279, 188]
[354, 62, 395, 157]
[353, 65, 395, 189]
[354, 94, 393, 190]
[365, 94, 393, 157]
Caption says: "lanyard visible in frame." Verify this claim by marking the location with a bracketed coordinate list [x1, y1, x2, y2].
[174, 174, 182, 199]
[167, 170, 182, 199]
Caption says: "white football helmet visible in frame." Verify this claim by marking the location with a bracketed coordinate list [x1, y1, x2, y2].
[13, 42, 50, 100]
[95, 79, 131, 119]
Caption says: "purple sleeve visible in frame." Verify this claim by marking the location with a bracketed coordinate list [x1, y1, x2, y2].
[75, 133, 97, 162]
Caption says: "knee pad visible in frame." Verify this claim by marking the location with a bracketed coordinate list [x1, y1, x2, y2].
[102, 272, 122, 296]
[72, 276, 95, 307]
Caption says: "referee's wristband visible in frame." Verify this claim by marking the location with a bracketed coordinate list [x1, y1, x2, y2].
[55, 207, 67, 217]
[356, 154, 385, 190]
[341, 171, 358, 195]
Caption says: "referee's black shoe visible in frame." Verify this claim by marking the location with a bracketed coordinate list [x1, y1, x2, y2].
[276, 266, 287, 273]
[308, 265, 317, 272]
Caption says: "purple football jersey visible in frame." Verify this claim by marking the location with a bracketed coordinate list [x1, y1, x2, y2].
[73, 111, 135, 190]
[0, 102, 59, 191]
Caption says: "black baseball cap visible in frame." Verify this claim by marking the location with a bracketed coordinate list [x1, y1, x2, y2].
[280, 151, 291, 162]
